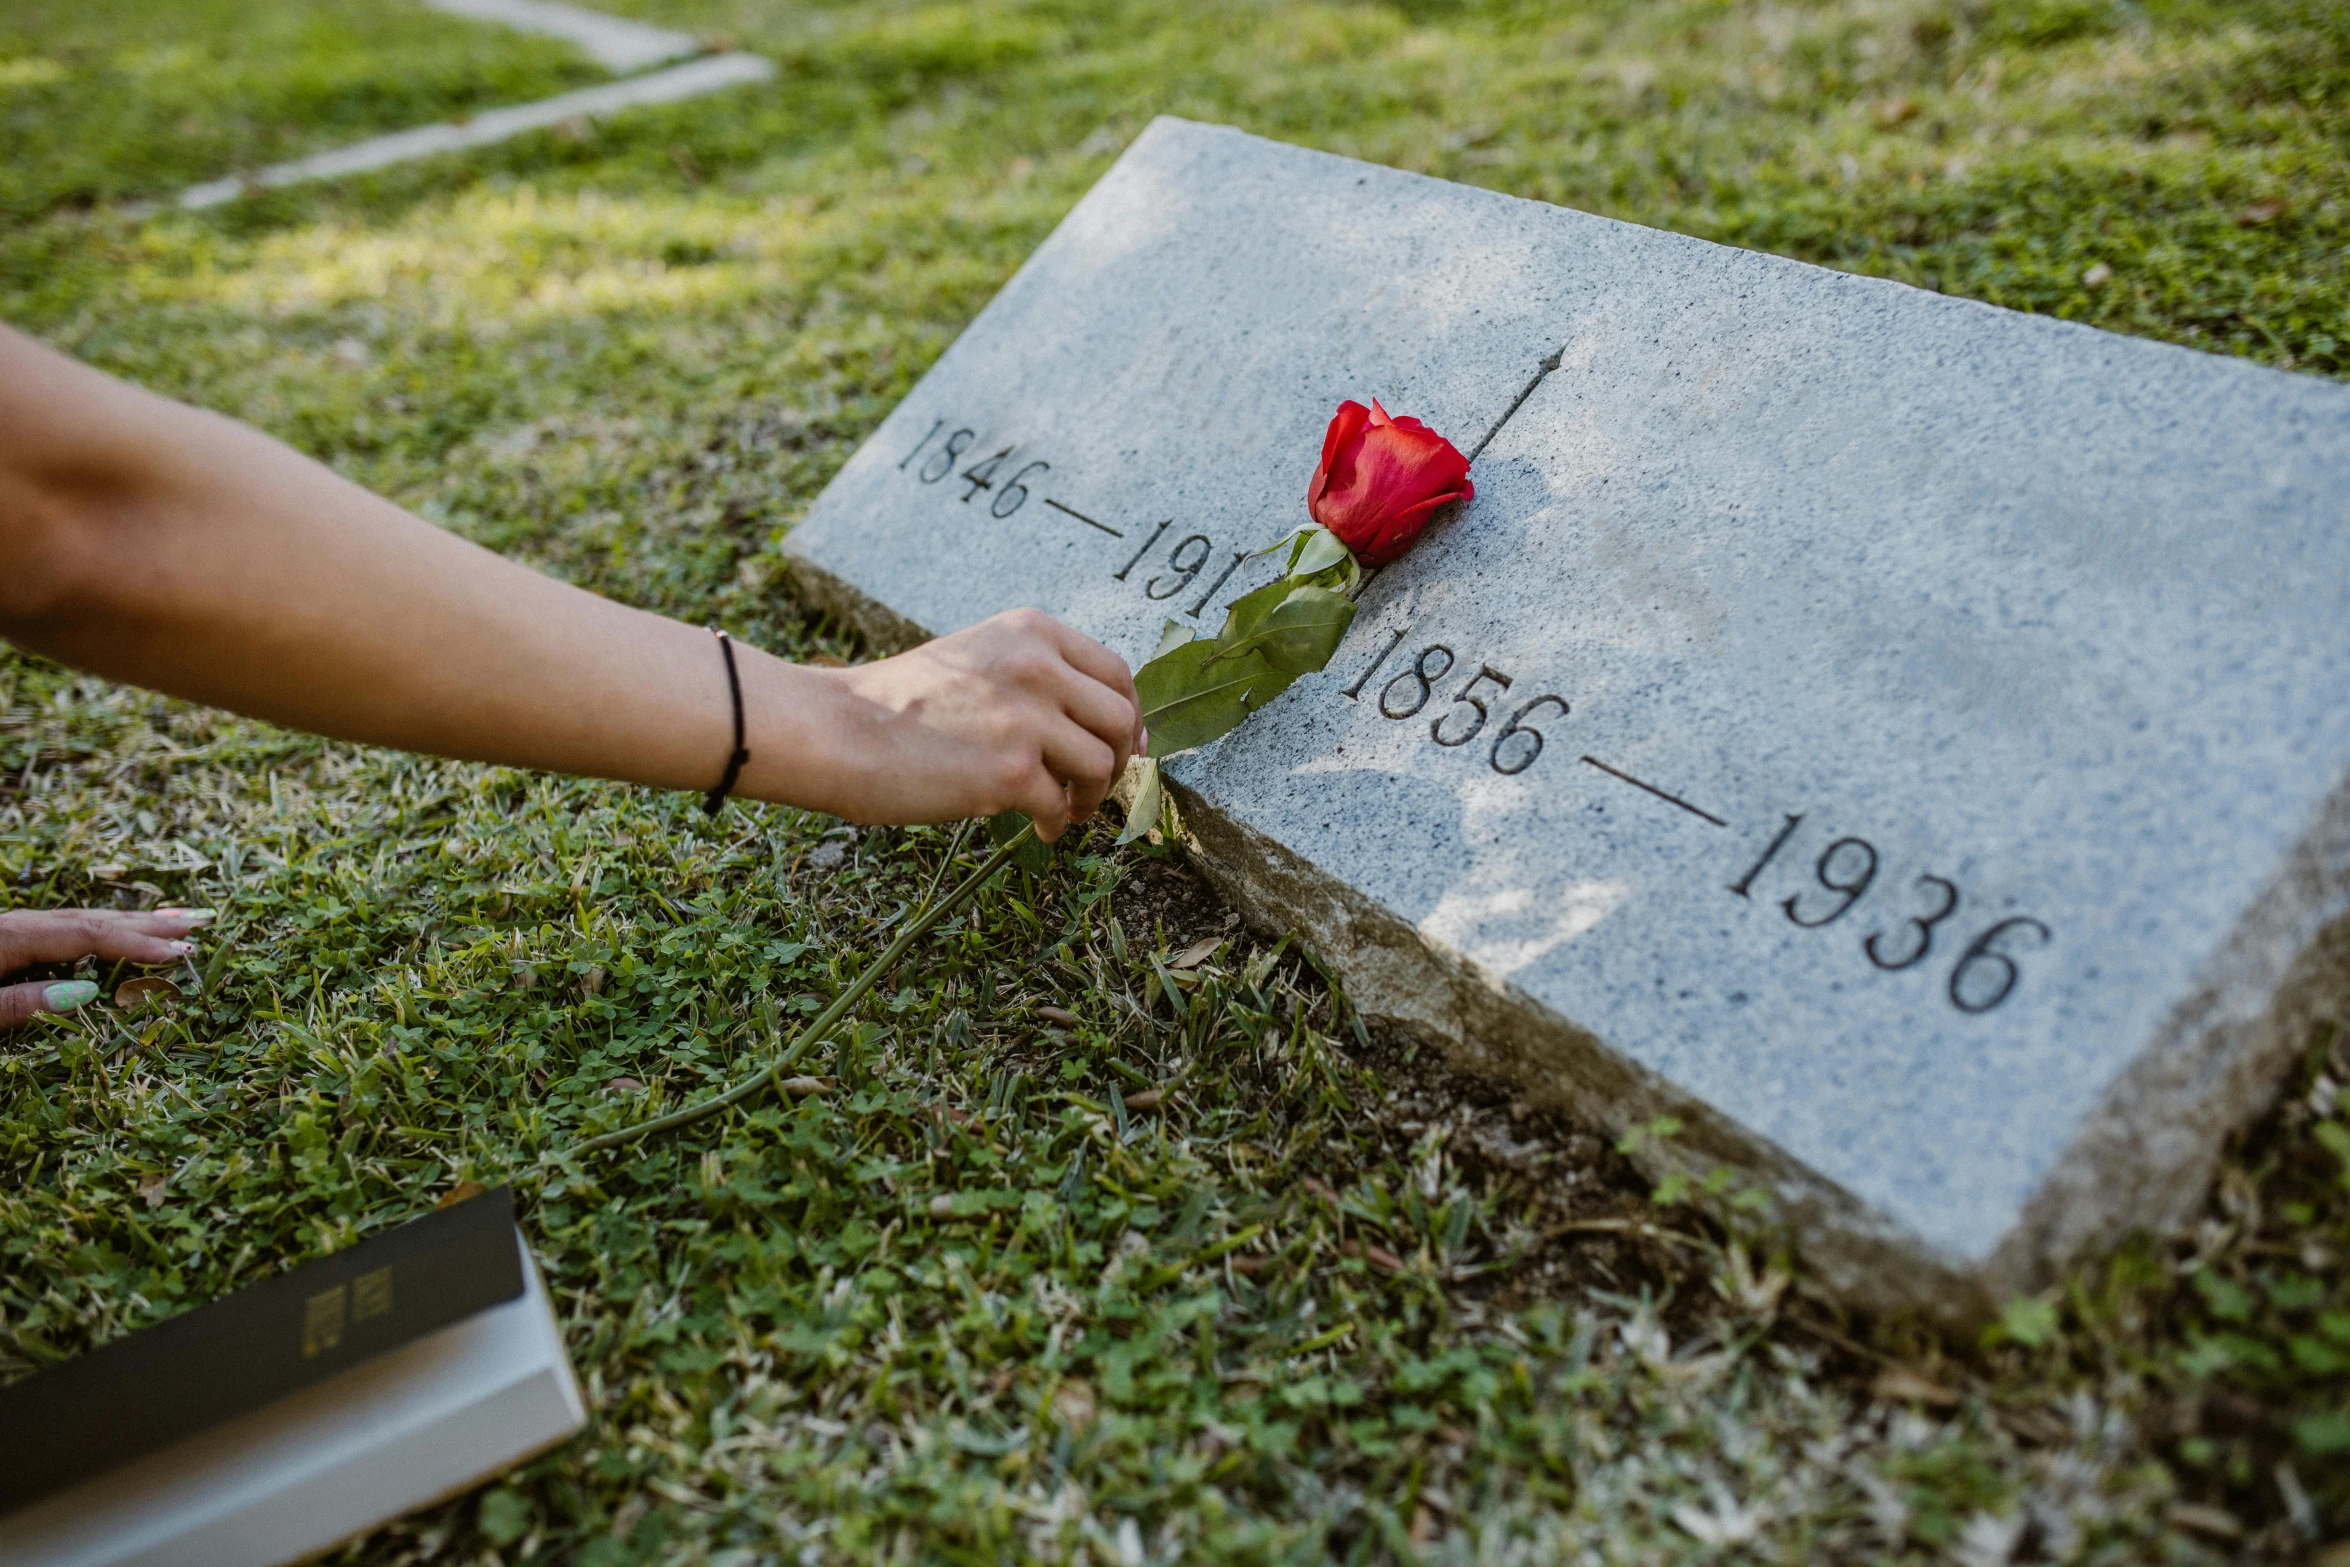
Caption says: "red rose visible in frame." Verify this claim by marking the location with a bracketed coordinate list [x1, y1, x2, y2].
[1305, 399, 1474, 567]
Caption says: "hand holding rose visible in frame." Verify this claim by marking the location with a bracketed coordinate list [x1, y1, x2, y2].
[797, 608, 1144, 843]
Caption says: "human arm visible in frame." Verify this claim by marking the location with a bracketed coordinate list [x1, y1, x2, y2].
[0, 322, 1141, 839]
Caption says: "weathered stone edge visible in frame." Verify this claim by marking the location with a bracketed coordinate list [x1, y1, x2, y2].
[778, 541, 1998, 1323]
[1990, 777, 2350, 1298]
[785, 536, 2350, 1321]
[1164, 773, 1995, 1324]
[783, 549, 933, 656]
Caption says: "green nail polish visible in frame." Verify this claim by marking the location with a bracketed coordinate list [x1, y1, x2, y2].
[43, 980, 99, 1012]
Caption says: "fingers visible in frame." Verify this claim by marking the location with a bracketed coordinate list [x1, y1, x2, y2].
[0, 978, 99, 1031]
[0, 908, 212, 1031]
[824, 609, 1143, 835]
[1043, 623, 1142, 761]
[1042, 666, 1135, 793]
[1041, 718, 1119, 826]
[1012, 763, 1073, 843]
[940, 612, 1135, 834]
[996, 615, 1134, 807]
[1045, 621, 1142, 719]
[0, 908, 209, 971]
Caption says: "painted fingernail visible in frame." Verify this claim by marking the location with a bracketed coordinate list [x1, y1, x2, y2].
[42, 980, 99, 1013]
[168, 941, 196, 956]
[157, 908, 218, 925]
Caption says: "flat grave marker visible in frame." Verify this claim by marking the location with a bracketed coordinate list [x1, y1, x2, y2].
[785, 117, 2350, 1318]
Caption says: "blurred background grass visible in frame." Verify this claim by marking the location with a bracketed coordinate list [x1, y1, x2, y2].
[1, 2, 2345, 1562]
[0, 0, 604, 223]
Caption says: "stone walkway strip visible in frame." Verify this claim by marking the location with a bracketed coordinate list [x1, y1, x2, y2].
[177, 52, 774, 210]
[418, 0, 700, 74]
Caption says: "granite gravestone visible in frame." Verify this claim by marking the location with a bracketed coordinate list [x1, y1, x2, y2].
[784, 117, 2350, 1319]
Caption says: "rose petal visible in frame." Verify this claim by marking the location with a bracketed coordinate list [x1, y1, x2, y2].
[1307, 400, 1371, 513]
[1356, 485, 1471, 565]
[1306, 399, 1473, 566]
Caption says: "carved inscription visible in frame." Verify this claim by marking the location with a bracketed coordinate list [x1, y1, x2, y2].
[1342, 633, 1568, 778]
[900, 416, 1262, 622]
[1727, 812, 2051, 1013]
[898, 419, 1053, 520]
[890, 408, 2053, 1013]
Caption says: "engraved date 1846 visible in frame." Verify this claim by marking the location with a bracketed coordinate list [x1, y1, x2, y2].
[896, 415, 1264, 621]
[898, 418, 1054, 520]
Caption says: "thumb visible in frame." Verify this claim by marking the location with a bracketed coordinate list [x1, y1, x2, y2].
[0, 979, 99, 1031]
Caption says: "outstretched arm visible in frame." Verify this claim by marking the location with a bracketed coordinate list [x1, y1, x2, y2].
[0, 322, 1140, 841]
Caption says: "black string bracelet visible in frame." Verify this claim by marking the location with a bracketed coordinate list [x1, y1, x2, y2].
[703, 628, 751, 815]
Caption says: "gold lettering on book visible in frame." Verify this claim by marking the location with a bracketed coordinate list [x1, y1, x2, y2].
[302, 1285, 347, 1357]
[353, 1267, 393, 1323]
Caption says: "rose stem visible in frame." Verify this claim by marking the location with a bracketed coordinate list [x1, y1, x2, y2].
[573, 821, 1035, 1156]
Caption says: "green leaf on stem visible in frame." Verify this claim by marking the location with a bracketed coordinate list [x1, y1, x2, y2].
[1235, 666, 1302, 713]
[1260, 523, 1315, 563]
[1213, 578, 1295, 656]
[1117, 756, 1164, 845]
[1139, 637, 1279, 756]
[1288, 524, 1354, 578]
[1137, 543, 1360, 757]
[1219, 585, 1356, 674]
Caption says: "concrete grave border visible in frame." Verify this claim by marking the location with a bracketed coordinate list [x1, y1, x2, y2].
[171, 0, 770, 212]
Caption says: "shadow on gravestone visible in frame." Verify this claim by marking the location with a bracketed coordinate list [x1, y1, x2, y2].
[782, 116, 2350, 1324]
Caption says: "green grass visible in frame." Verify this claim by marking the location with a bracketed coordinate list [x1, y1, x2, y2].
[0, 0, 606, 224]
[2, 0, 2347, 1561]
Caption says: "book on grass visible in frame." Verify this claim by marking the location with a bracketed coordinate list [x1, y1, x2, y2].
[0, 1186, 586, 1567]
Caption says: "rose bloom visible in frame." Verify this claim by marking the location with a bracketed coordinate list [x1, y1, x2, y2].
[1305, 399, 1474, 567]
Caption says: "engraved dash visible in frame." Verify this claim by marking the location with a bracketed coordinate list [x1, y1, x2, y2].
[1579, 756, 1727, 827]
[1044, 498, 1123, 537]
